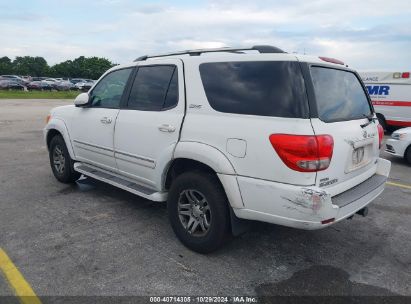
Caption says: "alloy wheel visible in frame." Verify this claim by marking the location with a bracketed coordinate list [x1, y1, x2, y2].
[178, 189, 211, 236]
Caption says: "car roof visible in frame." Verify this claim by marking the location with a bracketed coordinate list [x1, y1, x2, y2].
[108, 45, 352, 74]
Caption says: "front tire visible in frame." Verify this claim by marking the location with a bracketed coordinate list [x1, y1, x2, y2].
[167, 171, 230, 253]
[49, 135, 81, 183]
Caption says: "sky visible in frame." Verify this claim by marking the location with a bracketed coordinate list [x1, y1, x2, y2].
[0, 0, 410, 70]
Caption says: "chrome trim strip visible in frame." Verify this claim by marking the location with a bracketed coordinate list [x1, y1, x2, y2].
[75, 145, 112, 157]
[73, 139, 114, 152]
[115, 155, 155, 169]
[73, 140, 156, 167]
[115, 150, 155, 164]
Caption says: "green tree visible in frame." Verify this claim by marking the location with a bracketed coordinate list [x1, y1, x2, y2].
[49, 60, 75, 78]
[82, 56, 114, 79]
[12, 56, 49, 76]
[49, 56, 114, 79]
[0, 56, 13, 75]
[70, 56, 114, 79]
[2, 55, 114, 78]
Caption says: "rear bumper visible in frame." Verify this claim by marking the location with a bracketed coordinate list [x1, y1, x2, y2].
[232, 158, 391, 230]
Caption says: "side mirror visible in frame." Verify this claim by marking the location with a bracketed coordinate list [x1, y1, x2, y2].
[74, 93, 90, 107]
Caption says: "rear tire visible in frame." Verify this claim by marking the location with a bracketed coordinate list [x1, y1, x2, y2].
[167, 171, 230, 253]
[49, 135, 81, 183]
[405, 146, 411, 165]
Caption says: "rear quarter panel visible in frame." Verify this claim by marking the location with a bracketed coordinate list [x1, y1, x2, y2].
[181, 55, 316, 186]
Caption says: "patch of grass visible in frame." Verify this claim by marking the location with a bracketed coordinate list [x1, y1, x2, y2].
[0, 90, 80, 99]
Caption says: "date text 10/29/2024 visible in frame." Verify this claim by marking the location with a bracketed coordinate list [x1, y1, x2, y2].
[149, 296, 258, 303]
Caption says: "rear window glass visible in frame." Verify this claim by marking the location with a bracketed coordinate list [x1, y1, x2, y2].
[310, 67, 372, 122]
[199, 61, 308, 118]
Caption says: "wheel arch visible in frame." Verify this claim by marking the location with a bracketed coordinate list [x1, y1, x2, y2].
[171, 141, 236, 176]
[164, 156, 247, 237]
[164, 158, 216, 190]
[45, 118, 76, 159]
[164, 142, 243, 209]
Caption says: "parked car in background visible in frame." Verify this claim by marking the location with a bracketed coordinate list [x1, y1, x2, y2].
[385, 127, 411, 164]
[70, 78, 86, 84]
[0, 79, 26, 90]
[21, 76, 32, 82]
[54, 81, 75, 91]
[43, 78, 59, 85]
[24, 77, 94, 91]
[26, 81, 53, 91]
[0, 75, 28, 85]
[75, 80, 94, 91]
[31, 77, 48, 81]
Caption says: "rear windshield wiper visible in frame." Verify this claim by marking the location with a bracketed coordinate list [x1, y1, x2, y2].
[360, 114, 377, 128]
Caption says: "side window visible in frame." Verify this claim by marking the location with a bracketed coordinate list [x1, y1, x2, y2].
[90, 68, 132, 108]
[199, 61, 308, 118]
[127, 65, 178, 111]
[164, 69, 178, 109]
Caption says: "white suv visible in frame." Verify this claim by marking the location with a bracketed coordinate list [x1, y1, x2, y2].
[44, 46, 391, 253]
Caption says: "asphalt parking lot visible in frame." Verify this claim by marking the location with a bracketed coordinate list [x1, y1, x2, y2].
[0, 99, 410, 300]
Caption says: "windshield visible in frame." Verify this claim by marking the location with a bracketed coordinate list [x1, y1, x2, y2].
[310, 67, 372, 122]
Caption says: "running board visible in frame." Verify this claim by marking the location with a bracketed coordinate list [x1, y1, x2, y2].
[74, 163, 167, 202]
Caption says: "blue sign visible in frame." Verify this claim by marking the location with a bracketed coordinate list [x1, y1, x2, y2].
[366, 85, 390, 96]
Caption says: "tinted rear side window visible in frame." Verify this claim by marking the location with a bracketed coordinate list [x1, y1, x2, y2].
[128, 65, 178, 111]
[310, 67, 372, 122]
[164, 68, 178, 109]
[199, 61, 308, 118]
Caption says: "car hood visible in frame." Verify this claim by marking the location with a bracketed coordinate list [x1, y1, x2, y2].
[50, 104, 76, 117]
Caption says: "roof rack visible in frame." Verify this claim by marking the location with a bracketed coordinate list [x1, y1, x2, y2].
[134, 45, 285, 62]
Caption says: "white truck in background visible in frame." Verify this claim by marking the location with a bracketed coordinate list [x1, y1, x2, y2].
[359, 71, 411, 130]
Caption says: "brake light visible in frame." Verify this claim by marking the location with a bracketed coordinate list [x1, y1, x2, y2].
[377, 124, 384, 149]
[402, 72, 410, 79]
[319, 56, 345, 65]
[269, 134, 334, 172]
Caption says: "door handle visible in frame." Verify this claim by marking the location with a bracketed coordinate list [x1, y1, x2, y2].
[158, 124, 176, 133]
[100, 117, 112, 124]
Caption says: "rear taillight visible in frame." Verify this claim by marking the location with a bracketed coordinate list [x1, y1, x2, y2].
[377, 124, 384, 149]
[269, 134, 334, 172]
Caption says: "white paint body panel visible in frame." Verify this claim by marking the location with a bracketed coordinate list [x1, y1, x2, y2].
[44, 52, 391, 231]
[173, 141, 236, 175]
[44, 115, 76, 159]
[234, 158, 390, 229]
[114, 59, 185, 190]
[181, 55, 316, 186]
[69, 107, 119, 172]
[310, 118, 381, 196]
